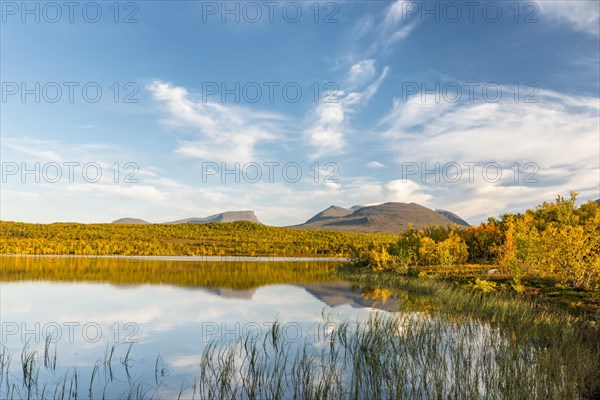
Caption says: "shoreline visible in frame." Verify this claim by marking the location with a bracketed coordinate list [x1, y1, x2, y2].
[0, 254, 349, 262]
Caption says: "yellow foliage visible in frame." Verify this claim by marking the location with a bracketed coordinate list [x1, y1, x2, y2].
[418, 237, 437, 266]
[369, 246, 398, 271]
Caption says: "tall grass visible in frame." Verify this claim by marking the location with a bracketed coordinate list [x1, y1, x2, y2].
[2, 260, 598, 399]
[1, 312, 598, 399]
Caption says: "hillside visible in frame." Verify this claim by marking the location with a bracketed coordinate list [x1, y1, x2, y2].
[164, 211, 260, 224]
[112, 218, 150, 225]
[305, 206, 354, 223]
[435, 210, 470, 226]
[112, 211, 261, 225]
[292, 202, 467, 233]
[0, 220, 396, 257]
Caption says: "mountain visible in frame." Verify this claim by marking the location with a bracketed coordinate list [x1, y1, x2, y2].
[434, 209, 470, 226]
[300, 282, 401, 312]
[112, 218, 150, 224]
[112, 204, 467, 233]
[305, 205, 354, 224]
[187, 283, 400, 312]
[112, 211, 261, 225]
[292, 202, 467, 233]
[165, 211, 260, 224]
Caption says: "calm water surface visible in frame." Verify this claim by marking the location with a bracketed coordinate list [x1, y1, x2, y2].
[3, 256, 595, 399]
[0, 257, 399, 398]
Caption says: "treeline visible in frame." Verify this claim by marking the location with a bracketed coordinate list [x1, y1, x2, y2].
[0, 257, 339, 289]
[2, 194, 598, 290]
[0, 220, 397, 258]
[355, 193, 600, 290]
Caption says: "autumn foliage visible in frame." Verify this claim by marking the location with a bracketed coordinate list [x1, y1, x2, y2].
[496, 193, 599, 290]
[1, 193, 598, 290]
[356, 193, 600, 290]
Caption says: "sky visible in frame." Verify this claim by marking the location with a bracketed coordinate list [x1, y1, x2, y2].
[1, 0, 599, 226]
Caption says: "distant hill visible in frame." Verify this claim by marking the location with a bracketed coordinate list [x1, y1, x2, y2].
[112, 211, 261, 225]
[305, 205, 354, 224]
[164, 211, 260, 224]
[291, 202, 467, 233]
[434, 209, 470, 226]
[301, 282, 401, 312]
[112, 218, 150, 224]
[112, 205, 467, 232]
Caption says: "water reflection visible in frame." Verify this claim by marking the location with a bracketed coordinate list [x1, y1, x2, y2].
[0, 257, 401, 398]
[1, 257, 595, 399]
[1, 255, 405, 312]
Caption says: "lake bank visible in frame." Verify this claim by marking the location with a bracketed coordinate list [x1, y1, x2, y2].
[0, 254, 349, 262]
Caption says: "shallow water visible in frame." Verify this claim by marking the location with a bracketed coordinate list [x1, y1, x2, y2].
[0, 257, 394, 398]
[1, 256, 596, 399]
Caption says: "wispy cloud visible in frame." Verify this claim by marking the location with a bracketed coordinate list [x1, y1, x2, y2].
[0, 137, 121, 164]
[148, 80, 285, 163]
[380, 0, 418, 48]
[1, 137, 66, 162]
[66, 183, 169, 203]
[378, 88, 600, 220]
[385, 179, 432, 204]
[0, 190, 40, 202]
[347, 59, 376, 88]
[381, 89, 599, 166]
[367, 161, 385, 169]
[350, 0, 418, 61]
[537, 0, 600, 35]
[306, 63, 389, 159]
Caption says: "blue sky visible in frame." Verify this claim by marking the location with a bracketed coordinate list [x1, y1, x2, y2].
[1, 0, 599, 225]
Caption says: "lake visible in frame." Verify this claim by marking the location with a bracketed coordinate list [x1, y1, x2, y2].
[1, 257, 394, 398]
[1, 256, 597, 399]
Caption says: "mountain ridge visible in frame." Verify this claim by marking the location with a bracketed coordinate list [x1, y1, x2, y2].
[112, 211, 260, 225]
[112, 218, 151, 225]
[290, 202, 470, 233]
[113, 202, 470, 233]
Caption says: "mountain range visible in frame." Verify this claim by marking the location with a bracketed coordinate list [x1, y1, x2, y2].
[112, 211, 260, 225]
[187, 282, 401, 312]
[112, 202, 470, 233]
[288, 202, 469, 233]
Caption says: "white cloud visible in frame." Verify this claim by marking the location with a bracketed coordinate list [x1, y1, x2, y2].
[382, 90, 599, 166]
[386, 24, 417, 46]
[306, 101, 346, 159]
[379, 88, 600, 221]
[148, 80, 285, 164]
[537, 1, 600, 35]
[385, 179, 433, 204]
[377, 0, 418, 50]
[344, 67, 389, 107]
[347, 59, 376, 87]
[383, 0, 413, 26]
[66, 183, 169, 203]
[346, 0, 417, 64]
[1, 138, 65, 162]
[352, 14, 376, 40]
[0, 190, 40, 202]
[367, 161, 385, 169]
[306, 65, 389, 159]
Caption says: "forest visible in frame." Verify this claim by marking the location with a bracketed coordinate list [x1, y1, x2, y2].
[356, 193, 600, 294]
[2, 193, 598, 293]
[0, 219, 396, 258]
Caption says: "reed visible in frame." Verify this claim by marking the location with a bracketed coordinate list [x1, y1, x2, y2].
[2, 310, 598, 399]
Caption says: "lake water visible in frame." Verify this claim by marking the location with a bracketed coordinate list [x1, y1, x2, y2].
[0, 257, 399, 398]
[1, 256, 596, 399]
